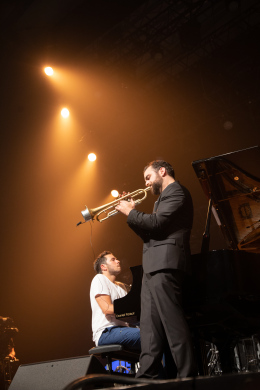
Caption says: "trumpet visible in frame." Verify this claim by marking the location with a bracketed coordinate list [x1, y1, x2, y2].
[81, 187, 151, 223]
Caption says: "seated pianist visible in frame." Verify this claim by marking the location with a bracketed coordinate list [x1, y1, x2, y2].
[90, 251, 140, 350]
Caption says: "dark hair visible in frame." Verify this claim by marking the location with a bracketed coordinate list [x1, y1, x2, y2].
[143, 160, 175, 179]
[93, 251, 112, 274]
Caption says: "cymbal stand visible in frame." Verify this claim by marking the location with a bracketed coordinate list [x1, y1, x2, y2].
[208, 343, 222, 376]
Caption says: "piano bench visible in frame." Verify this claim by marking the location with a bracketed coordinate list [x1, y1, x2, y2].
[89, 344, 140, 374]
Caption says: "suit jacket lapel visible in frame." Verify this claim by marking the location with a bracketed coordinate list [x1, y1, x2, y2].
[153, 182, 175, 213]
[153, 195, 161, 213]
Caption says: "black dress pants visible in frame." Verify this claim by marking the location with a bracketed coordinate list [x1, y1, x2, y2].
[136, 269, 197, 379]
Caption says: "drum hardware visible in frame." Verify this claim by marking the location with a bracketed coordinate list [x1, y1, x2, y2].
[206, 337, 260, 376]
[234, 345, 241, 372]
[207, 343, 222, 376]
[240, 336, 260, 372]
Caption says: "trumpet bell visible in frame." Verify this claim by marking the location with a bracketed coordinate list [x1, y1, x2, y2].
[81, 200, 116, 222]
[81, 207, 92, 222]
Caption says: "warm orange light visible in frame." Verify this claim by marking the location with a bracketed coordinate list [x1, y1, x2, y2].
[61, 108, 69, 118]
[44, 67, 53, 76]
[111, 190, 119, 198]
[88, 153, 96, 162]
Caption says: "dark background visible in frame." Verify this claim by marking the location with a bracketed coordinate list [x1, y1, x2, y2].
[1, 0, 260, 365]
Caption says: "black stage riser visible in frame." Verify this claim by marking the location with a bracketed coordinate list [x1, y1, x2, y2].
[109, 372, 260, 390]
[8, 356, 260, 390]
[8, 355, 106, 390]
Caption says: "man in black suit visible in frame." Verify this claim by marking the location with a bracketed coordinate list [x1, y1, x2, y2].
[115, 160, 197, 379]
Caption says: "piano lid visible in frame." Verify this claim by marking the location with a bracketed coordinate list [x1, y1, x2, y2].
[192, 146, 260, 253]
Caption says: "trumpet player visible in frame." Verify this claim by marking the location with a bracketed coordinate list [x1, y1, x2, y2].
[115, 160, 197, 379]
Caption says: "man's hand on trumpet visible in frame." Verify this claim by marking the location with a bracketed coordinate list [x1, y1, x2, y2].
[115, 191, 136, 216]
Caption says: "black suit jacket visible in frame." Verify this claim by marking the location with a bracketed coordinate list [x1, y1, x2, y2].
[127, 181, 193, 274]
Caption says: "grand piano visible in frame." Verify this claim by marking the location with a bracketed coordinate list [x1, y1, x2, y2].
[114, 146, 260, 375]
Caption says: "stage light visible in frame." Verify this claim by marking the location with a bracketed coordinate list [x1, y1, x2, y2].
[220, 113, 234, 130]
[151, 45, 164, 62]
[225, 0, 240, 12]
[111, 190, 119, 198]
[61, 108, 69, 118]
[88, 153, 96, 162]
[223, 120, 233, 130]
[44, 67, 53, 76]
[153, 50, 163, 62]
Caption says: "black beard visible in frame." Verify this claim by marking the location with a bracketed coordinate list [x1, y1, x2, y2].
[151, 179, 162, 195]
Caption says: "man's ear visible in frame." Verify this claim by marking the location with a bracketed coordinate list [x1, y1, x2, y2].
[100, 263, 107, 272]
[159, 167, 166, 177]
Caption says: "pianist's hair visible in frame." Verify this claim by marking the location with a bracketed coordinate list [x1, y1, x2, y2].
[144, 160, 175, 179]
[94, 251, 112, 274]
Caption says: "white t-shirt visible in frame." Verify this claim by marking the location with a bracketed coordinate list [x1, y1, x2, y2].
[90, 274, 128, 346]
